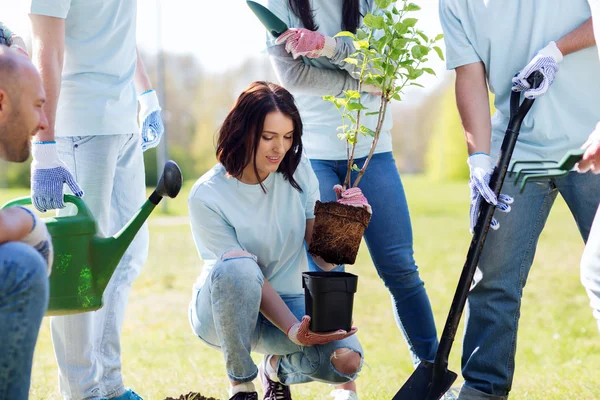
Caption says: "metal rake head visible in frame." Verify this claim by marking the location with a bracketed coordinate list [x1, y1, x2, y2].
[511, 148, 585, 193]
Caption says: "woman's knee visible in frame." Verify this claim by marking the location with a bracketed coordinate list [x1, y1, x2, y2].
[331, 348, 362, 376]
[211, 251, 263, 291]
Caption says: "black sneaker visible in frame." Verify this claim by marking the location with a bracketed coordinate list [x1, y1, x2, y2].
[258, 356, 293, 400]
[230, 392, 258, 400]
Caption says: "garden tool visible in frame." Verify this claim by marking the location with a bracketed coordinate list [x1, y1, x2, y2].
[1, 160, 183, 316]
[393, 71, 544, 400]
[511, 148, 585, 193]
[247, 0, 289, 38]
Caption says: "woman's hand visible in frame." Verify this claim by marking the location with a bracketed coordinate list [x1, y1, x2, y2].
[333, 185, 372, 214]
[275, 28, 337, 59]
[287, 316, 357, 346]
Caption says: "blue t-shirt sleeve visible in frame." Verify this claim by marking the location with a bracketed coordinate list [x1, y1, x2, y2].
[439, 0, 481, 70]
[189, 195, 244, 260]
[30, 0, 72, 18]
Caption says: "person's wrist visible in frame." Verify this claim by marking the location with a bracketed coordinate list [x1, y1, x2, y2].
[32, 141, 60, 167]
[138, 90, 161, 116]
[467, 152, 493, 171]
[540, 41, 563, 63]
[323, 35, 337, 58]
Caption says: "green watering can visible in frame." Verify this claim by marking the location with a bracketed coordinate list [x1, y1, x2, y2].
[1, 161, 183, 316]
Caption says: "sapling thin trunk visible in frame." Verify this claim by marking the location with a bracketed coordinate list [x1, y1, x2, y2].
[323, 0, 445, 194]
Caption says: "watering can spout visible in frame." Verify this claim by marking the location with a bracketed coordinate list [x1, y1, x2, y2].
[92, 161, 183, 293]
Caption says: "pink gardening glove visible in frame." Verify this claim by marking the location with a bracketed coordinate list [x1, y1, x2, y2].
[287, 316, 358, 346]
[333, 185, 372, 214]
[275, 28, 337, 59]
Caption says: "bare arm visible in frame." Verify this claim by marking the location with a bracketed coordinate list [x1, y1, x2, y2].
[0, 208, 34, 244]
[305, 219, 338, 271]
[134, 48, 153, 94]
[260, 279, 299, 333]
[556, 17, 595, 56]
[29, 14, 64, 141]
[455, 62, 491, 155]
[268, 45, 358, 97]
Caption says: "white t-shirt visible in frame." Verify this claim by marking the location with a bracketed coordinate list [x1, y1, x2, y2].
[188, 157, 320, 296]
[30, 0, 138, 137]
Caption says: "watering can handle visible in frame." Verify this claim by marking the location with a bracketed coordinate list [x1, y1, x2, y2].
[1, 194, 95, 220]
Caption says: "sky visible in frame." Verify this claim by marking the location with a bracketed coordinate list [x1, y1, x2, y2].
[1, 0, 448, 94]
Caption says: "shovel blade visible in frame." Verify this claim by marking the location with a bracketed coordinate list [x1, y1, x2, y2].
[393, 361, 457, 400]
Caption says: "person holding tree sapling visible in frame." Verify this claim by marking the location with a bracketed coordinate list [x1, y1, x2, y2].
[188, 81, 361, 400]
[265, 2, 453, 397]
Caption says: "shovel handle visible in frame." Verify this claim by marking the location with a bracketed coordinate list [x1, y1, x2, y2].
[432, 71, 544, 378]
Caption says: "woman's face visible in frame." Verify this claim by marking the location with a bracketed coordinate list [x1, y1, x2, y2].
[242, 110, 294, 184]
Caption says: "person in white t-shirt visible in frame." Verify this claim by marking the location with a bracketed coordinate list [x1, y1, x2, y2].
[440, 0, 600, 398]
[28, 1, 164, 399]
[188, 81, 361, 400]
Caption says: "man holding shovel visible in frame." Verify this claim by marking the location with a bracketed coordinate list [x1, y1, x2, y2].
[439, 0, 600, 398]
[29, 0, 163, 398]
[0, 45, 53, 400]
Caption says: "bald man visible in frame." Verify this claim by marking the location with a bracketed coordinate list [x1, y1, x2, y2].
[0, 45, 53, 400]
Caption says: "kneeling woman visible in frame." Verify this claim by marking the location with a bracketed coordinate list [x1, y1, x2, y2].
[188, 81, 362, 400]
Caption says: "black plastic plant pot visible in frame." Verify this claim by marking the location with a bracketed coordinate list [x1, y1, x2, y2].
[302, 271, 358, 332]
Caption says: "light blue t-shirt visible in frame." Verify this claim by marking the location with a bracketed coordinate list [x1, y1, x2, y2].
[188, 158, 320, 296]
[440, 0, 600, 163]
[265, 0, 393, 160]
[30, 0, 138, 137]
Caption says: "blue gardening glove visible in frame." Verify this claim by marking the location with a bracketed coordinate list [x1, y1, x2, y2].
[138, 90, 164, 151]
[512, 41, 563, 99]
[467, 153, 513, 234]
[31, 142, 84, 212]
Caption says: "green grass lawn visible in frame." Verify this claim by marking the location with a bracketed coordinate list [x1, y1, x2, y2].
[2, 175, 599, 399]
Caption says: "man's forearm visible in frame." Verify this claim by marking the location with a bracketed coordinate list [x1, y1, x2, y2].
[30, 15, 65, 141]
[557, 17, 595, 56]
[455, 62, 492, 155]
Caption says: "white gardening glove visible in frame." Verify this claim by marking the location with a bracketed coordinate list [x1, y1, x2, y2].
[138, 90, 164, 151]
[31, 142, 84, 212]
[512, 41, 563, 99]
[467, 153, 513, 234]
[16, 206, 54, 276]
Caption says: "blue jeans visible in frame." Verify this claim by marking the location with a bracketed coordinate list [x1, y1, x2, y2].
[459, 172, 600, 400]
[0, 242, 49, 400]
[188, 255, 363, 385]
[308, 152, 438, 364]
[54, 135, 149, 400]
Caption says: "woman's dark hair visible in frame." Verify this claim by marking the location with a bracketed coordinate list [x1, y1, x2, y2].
[288, 0, 361, 33]
[216, 81, 304, 192]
